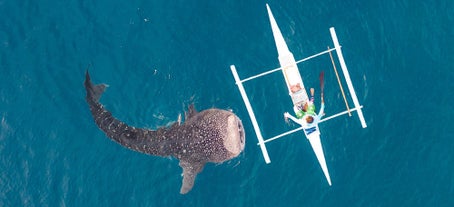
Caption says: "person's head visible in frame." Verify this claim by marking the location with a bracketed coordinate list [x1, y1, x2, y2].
[306, 116, 314, 123]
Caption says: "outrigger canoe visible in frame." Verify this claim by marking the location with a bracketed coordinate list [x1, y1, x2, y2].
[230, 4, 367, 186]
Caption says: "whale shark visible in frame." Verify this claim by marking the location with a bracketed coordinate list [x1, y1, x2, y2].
[84, 71, 245, 194]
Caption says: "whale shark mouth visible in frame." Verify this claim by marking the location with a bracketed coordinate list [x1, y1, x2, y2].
[224, 115, 245, 157]
[238, 119, 245, 147]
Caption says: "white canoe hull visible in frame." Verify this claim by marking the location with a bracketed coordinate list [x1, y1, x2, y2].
[306, 131, 332, 186]
[266, 4, 309, 104]
[266, 4, 331, 186]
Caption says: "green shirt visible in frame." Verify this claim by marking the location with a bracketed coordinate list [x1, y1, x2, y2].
[296, 104, 316, 119]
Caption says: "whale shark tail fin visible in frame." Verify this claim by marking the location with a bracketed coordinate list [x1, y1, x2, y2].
[179, 160, 205, 194]
[84, 70, 108, 102]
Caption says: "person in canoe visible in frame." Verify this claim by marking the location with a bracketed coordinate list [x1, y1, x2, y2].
[285, 87, 325, 137]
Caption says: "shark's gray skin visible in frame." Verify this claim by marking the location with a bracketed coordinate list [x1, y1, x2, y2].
[84, 71, 245, 194]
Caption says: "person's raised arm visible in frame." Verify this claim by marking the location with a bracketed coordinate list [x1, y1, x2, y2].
[284, 112, 303, 125]
[318, 102, 325, 119]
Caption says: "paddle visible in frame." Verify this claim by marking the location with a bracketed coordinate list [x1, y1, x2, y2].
[319, 71, 325, 103]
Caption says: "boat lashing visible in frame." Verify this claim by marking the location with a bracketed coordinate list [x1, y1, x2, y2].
[229, 4, 367, 186]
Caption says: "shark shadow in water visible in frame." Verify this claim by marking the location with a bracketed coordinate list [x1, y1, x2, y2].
[84, 71, 245, 194]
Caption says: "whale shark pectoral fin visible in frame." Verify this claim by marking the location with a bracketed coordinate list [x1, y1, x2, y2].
[185, 104, 198, 120]
[177, 113, 182, 125]
[179, 160, 205, 194]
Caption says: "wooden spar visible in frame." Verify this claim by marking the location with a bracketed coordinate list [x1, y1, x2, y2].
[328, 46, 351, 116]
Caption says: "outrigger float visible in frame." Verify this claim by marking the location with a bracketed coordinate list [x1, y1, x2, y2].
[230, 4, 367, 186]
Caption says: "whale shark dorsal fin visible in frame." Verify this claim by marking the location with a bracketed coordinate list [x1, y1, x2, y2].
[185, 104, 198, 120]
[179, 160, 205, 194]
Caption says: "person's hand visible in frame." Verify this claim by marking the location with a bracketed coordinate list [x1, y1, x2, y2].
[283, 112, 290, 123]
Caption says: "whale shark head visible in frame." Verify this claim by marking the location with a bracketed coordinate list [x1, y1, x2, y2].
[184, 109, 245, 163]
[224, 114, 245, 159]
[177, 108, 245, 194]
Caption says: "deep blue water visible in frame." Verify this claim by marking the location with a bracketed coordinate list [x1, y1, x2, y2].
[1, 0, 453, 206]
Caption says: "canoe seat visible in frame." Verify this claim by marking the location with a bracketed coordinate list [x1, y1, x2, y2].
[291, 89, 307, 105]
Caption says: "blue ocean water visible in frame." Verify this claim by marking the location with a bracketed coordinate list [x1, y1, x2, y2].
[1, 0, 453, 206]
